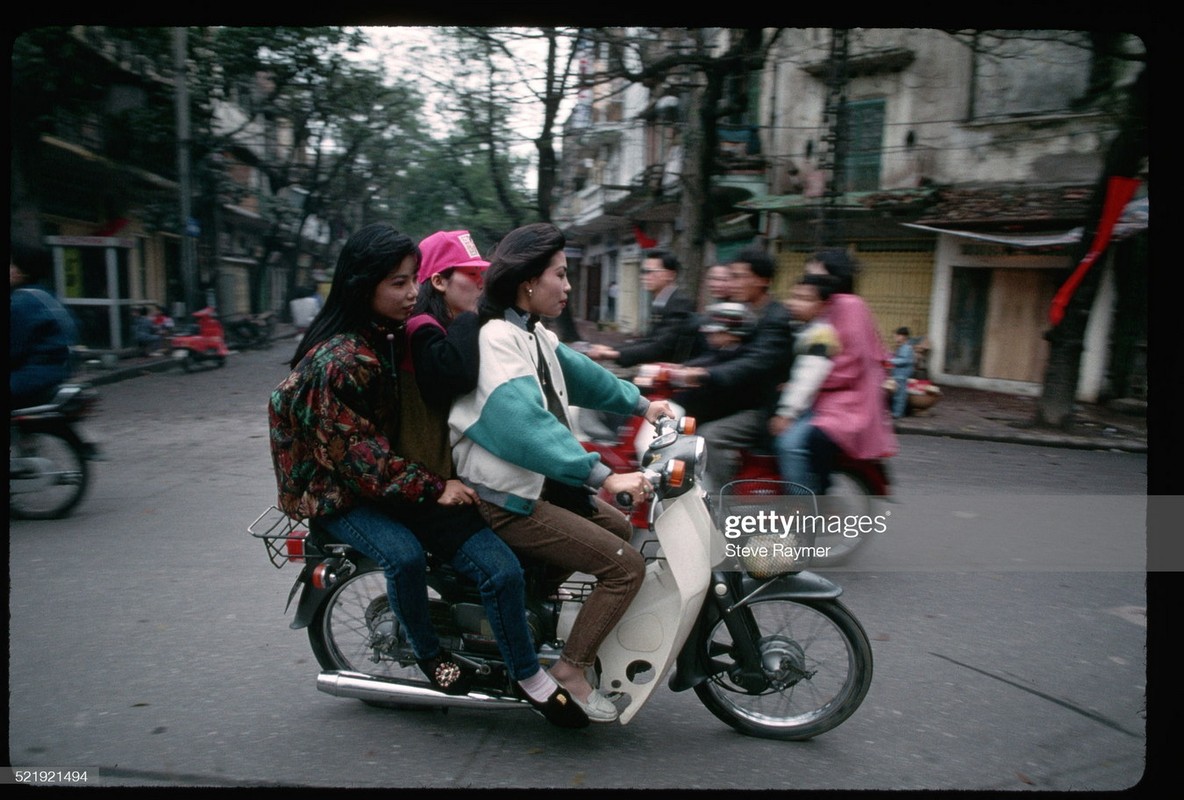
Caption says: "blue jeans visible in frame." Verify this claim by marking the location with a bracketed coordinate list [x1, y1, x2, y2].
[773, 411, 838, 497]
[892, 374, 911, 418]
[319, 505, 540, 681]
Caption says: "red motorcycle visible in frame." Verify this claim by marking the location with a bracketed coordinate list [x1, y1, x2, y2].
[169, 307, 231, 372]
[579, 362, 891, 565]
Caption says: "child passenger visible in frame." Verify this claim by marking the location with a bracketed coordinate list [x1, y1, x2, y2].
[768, 273, 843, 493]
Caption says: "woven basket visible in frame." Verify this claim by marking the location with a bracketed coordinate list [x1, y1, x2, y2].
[739, 533, 808, 579]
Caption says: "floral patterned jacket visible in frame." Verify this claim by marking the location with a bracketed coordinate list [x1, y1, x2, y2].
[268, 323, 446, 521]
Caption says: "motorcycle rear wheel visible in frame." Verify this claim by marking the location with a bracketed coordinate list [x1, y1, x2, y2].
[809, 468, 877, 566]
[693, 598, 872, 740]
[307, 564, 439, 709]
[9, 430, 89, 520]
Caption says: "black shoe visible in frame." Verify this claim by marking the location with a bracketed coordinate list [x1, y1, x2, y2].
[514, 683, 591, 729]
[417, 652, 476, 696]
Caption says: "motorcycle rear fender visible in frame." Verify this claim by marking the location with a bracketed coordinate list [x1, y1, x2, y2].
[13, 419, 98, 459]
[669, 570, 844, 692]
[287, 571, 332, 630]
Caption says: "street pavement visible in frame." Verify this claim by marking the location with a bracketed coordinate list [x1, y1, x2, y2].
[74, 319, 1148, 454]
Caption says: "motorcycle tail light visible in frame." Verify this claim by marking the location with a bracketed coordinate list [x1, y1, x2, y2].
[311, 561, 337, 590]
[286, 530, 308, 562]
[668, 460, 686, 488]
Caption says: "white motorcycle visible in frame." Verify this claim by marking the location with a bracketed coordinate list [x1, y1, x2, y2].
[251, 416, 873, 740]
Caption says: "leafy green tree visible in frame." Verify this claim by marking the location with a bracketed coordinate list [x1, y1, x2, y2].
[194, 26, 435, 308]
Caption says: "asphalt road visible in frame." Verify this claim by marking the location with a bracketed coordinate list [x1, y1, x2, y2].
[6, 344, 1152, 790]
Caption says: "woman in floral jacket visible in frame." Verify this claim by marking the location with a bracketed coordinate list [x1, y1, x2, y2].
[268, 224, 586, 726]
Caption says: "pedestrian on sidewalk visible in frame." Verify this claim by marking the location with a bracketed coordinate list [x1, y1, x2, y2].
[132, 306, 162, 356]
[888, 326, 915, 419]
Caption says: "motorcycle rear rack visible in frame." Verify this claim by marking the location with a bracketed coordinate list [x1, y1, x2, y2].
[248, 506, 320, 569]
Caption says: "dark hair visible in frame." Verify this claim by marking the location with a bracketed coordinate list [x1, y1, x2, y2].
[479, 223, 565, 324]
[412, 268, 458, 326]
[896, 326, 911, 337]
[644, 249, 680, 274]
[10, 241, 53, 283]
[800, 272, 840, 301]
[809, 248, 860, 294]
[289, 223, 420, 368]
[733, 245, 776, 281]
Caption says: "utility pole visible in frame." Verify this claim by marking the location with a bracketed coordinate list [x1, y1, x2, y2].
[174, 26, 199, 315]
[815, 28, 849, 249]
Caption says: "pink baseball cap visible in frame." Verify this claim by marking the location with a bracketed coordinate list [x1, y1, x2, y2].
[417, 230, 490, 283]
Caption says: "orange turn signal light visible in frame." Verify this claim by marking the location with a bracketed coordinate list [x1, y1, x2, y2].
[668, 459, 686, 487]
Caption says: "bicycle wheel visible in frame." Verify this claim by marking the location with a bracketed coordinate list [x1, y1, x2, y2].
[693, 598, 873, 740]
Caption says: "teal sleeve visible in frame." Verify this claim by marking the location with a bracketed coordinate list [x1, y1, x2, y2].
[556, 343, 641, 414]
[463, 374, 602, 486]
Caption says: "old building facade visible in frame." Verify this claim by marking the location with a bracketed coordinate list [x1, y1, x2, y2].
[553, 28, 1148, 402]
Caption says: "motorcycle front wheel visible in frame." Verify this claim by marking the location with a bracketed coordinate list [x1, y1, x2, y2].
[693, 598, 873, 740]
[307, 564, 436, 708]
[9, 430, 89, 520]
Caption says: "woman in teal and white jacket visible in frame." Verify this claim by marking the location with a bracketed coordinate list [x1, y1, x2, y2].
[450, 223, 674, 723]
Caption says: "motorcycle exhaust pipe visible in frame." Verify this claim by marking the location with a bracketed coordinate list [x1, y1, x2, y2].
[317, 670, 531, 712]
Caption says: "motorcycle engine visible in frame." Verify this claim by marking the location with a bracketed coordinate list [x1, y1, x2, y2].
[452, 603, 543, 654]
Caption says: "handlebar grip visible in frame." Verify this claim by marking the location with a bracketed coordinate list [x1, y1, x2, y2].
[616, 491, 634, 507]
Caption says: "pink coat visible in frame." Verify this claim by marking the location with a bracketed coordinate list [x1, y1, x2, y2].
[811, 293, 898, 459]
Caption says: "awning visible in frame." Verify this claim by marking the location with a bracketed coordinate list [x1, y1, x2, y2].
[901, 197, 1148, 247]
[737, 187, 935, 213]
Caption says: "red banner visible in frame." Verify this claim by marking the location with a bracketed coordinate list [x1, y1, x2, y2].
[1048, 176, 1141, 326]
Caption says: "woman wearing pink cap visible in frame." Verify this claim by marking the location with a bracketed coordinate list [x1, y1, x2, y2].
[399, 230, 589, 727]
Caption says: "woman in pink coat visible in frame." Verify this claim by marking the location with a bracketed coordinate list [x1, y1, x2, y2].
[774, 249, 897, 494]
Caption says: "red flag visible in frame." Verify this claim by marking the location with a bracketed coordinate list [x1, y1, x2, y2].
[634, 225, 657, 249]
[1048, 176, 1140, 326]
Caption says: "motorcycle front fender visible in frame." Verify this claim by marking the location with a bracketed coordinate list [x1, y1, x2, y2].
[669, 570, 844, 692]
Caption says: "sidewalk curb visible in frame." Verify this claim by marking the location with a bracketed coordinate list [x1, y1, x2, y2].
[894, 425, 1147, 454]
[79, 357, 180, 387]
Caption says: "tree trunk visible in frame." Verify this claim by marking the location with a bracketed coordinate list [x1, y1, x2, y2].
[1035, 66, 1146, 428]
[674, 78, 715, 304]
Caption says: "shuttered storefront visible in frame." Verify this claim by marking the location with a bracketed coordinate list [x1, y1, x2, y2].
[773, 241, 934, 347]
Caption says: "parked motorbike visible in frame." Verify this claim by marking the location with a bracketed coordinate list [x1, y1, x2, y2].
[10, 382, 101, 520]
[577, 362, 891, 565]
[169, 306, 231, 371]
[224, 311, 277, 351]
[250, 415, 873, 740]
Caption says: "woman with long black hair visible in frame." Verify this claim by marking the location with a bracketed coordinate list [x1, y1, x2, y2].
[269, 223, 587, 727]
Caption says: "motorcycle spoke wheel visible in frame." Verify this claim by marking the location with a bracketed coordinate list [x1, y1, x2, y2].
[694, 598, 872, 740]
[309, 568, 422, 681]
[310, 567, 458, 710]
[9, 431, 89, 520]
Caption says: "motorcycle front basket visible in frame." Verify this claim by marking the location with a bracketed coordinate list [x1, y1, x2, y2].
[716, 479, 818, 578]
